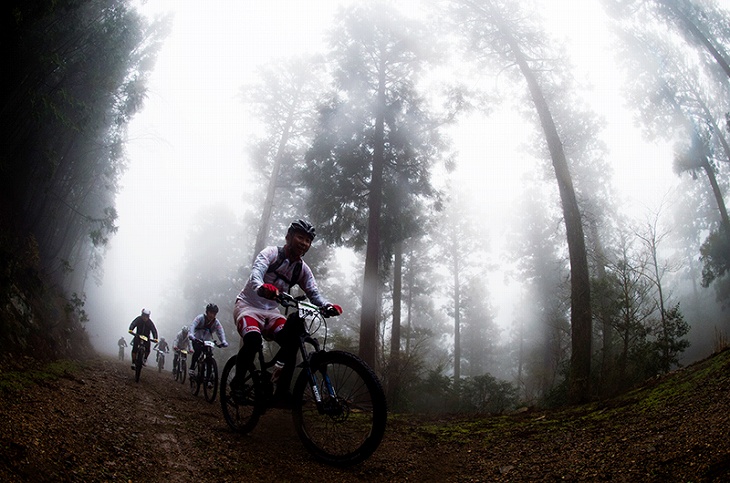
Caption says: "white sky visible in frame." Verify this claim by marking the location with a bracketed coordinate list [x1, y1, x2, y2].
[86, 0, 682, 354]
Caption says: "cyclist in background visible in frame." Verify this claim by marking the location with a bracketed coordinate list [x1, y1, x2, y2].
[188, 303, 229, 377]
[231, 219, 341, 407]
[172, 326, 191, 376]
[128, 308, 158, 370]
[153, 337, 169, 362]
[117, 336, 128, 360]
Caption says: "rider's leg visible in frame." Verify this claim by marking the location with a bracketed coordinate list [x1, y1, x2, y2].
[234, 330, 262, 384]
[189, 340, 203, 370]
[189, 350, 199, 371]
[271, 314, 302, 399]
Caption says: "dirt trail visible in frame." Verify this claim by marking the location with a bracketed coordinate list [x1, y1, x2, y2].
[2, 353, 730, 482]
[0, 357, 418, 482]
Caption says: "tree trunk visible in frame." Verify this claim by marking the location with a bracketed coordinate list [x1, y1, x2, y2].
[452, 234, 461, 388]
[388, 241, 403, 402]
[700, 159, 730, 235]
[508, 36, 593, 403]
[359, 63, 387, 370]
[405, 247, 414, 357]
[251, 107, 297, 262]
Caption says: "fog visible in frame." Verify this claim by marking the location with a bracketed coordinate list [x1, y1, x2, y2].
[83, 0, 726, 380]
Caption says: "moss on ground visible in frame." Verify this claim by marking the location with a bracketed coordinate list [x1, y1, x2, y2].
[0, 359, 81, 394]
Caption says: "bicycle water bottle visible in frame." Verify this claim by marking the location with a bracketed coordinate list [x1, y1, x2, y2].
[271, 360, 285, 389]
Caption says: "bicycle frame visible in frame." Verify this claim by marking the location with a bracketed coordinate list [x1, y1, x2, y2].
[279, 295, 339, 414]
[197, 341, 217, 370]
[174, 348, 188, 368]
[131, 333, 157, 382]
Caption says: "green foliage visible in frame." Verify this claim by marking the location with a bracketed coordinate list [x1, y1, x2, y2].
[65, 292, 89, 324]
[700, 229, 730, 294]
[303, 3, 450, 253]
[398, 364, 519, 415]
[0, 360, 81, 395]
[459, 373, 519, 414]
[2, 0, 169, 292]
[409, 367, 457, 413]
[652, 303, 690, 371]
[541, 373, 570, 409]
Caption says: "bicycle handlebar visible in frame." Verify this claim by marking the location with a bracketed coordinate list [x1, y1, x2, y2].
[276, 292, 340, 318]
[191, 338, 226, 348]
[129, 330, 158, 344]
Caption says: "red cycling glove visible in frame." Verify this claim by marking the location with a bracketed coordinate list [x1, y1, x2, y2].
[257, 283, 279, 300]
[324, 304, 342, 316]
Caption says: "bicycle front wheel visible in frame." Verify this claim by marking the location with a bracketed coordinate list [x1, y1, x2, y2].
[180, 359, 187, 384]
[292, 350, 387, 466]
[203, 358, 218, 403]
[220, 356, 262, 434]
[190, 363, 202, 396]
[135, 349, 144, 383]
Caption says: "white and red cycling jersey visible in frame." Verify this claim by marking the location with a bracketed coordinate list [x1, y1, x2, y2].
[235, 246, 327, 311]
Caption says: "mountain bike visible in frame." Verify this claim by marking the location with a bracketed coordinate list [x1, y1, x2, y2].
[155, 348, 167, 372]
[189, 340, 222, 403]
[173, 348, 188, 384]
[129, 333, 158, 383]
[220, 292, 387, 467]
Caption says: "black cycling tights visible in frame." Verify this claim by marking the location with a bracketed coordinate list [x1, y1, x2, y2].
[235, 331, 262, 380]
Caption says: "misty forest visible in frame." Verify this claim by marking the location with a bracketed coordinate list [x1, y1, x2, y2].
[2, 0, 730, 417]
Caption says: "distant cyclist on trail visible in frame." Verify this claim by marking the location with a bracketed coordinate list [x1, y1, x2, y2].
[231, 219, 342, 407]
[128, 308, 158, 369]
[117, 337, 128, 360]
[188, 303, 229, 377]
[172, 326, 191, 376]
[153, 337, 169, 362]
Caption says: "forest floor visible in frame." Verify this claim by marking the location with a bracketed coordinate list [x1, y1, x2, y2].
[1, 350, 730, 482]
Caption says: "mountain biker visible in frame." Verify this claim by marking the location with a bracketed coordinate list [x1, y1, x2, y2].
[231, 219, 342, 407]
[153, 337, 169, 362]
[188, 303, 229, 377]
[128, 308, 158, 370]
[117, 337, 128, 360]
[172, 326, 191, 375]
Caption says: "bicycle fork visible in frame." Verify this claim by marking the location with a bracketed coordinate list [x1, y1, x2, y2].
[299, 339, 338, 414]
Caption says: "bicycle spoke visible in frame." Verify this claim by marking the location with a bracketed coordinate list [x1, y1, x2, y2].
[293, 351, 387, 466]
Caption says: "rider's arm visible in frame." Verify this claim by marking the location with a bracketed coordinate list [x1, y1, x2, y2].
[214, 320, 229, 347]
[151, 321, 159, 340]
[189, 316, 201, 340]
[298, 262, 328, 307]
[248, 246, 279, 292]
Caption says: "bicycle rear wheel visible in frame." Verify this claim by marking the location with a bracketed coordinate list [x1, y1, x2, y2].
[292, 350, 387, 467]
[203, 358, 218, 403]
[220, 356, 263, 434]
